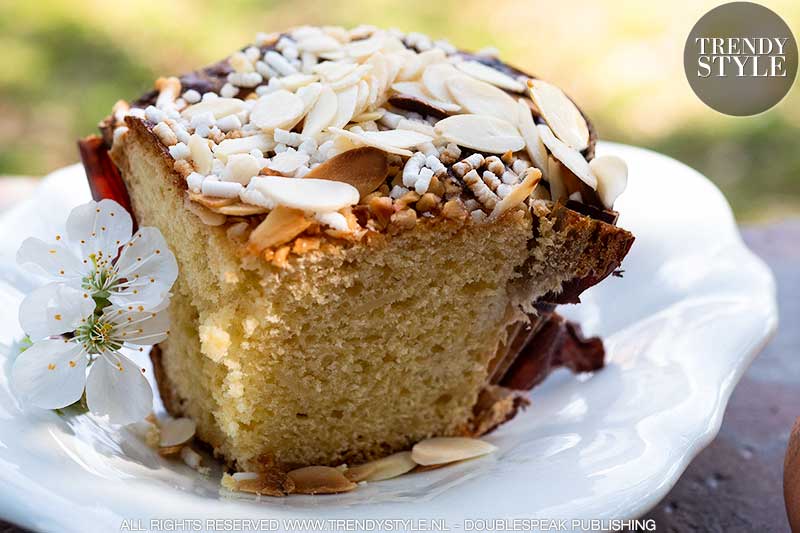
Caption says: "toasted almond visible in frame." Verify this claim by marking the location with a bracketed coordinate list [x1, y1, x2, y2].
[230, 471, 292, 497]
[158, 445, 185, 457]
[210, 203, 269, 216]
[214, 134, 276, 163]
[537, 124, 596, 189]
[422, 63, 461, 101]
[159, 417, 196, 448]
[589, 155, 628, 208]
[306, 147, 389, 197]
[302, 85, 338, 137]
[250, 90, 305, 131]
[184, 195, 226, 226]
[491, 168, 542, 218]
[455, 60, 526, 92]
[411, 437, 497, 466]
[515, 99, 548, 179]
[287, 466, 357, 494]
[529, 80, 589, 151]
[250, 175, 359, 212]
[345, 451, 417, 482]
[435, 114, 524, 154]
[388, 95, 450, 119]
[247, 205, 311, 253]
[267, 150, 310, 175]
[445, 75, 518, 121]
[182, 97, 247, 120]
[189, 191, 237, 209]
[546, 156, 568, 202]
[390, 82, 460, 113]
[442, 198, 468, 221]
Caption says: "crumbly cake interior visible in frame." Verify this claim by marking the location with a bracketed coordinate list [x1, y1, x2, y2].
[102, 25, 634, 471]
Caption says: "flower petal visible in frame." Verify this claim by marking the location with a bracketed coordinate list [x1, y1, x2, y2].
[111, 227, 178, 309]
[107, 300, 170, 346]
[16, 237, 84, 282]
[66, 199, 133, 265]
[85, 352, 152, 425]
[19, 284, 95, 339]
[11, 338, 87, 409]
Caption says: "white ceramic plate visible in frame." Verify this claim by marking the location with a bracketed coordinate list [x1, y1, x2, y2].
[0, 143, 777, 533]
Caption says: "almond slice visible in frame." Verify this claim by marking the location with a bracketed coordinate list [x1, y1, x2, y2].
[446, 75, 518, 121]
[267, 150, 310, 175]
[411, 437, 497, 466]
[515, 99, 548, 179]
[435, 114, 524, 154]
[159, 417, 196, 448]
[490, 168, 542, 219]
[214, 134, 276, 163]
[529, 80, 589, 151]
[547, 156, 568, 202]
[391, 82, 460, 113]
[189, 192, 237, 209]
[306, 147, 389, 197]
[188, 134, 213, 175]
[286, 466, 357, 494]
[345, 451, 417, 482]
[250, 90, 305, 131]
[227, 471, 292, 497]
[360, 129, 433, 149]
[182, 97, 247, 120]
[302, 85, 338, 138]
[210, 203, 269, 216]
[250, 175, 360, 212]
[328, 127, 414, 157]
[537, 124, 596, 189]
[589, 155, 628, 208]
[332, 84, 359, 129]
[422, 63, 461, 101]
[247, 205, 311, 253]
[455, 60, 526, 93]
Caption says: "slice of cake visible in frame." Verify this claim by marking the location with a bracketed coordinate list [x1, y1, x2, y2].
[81, 25, 633, 473]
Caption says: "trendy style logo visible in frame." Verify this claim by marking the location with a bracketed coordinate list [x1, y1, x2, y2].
[684, 2, 797, 116]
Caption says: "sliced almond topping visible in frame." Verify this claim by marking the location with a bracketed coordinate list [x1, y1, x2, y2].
[302, 85, 338, 137]
[189, 191, 237, 209]
[182, 97, 247, 120]
[537, 124, 596, 189]
[228, 471, 292, 497]
[345, 451, 417, 482]
[361, 129, 433, 149]
[455, 60, 526, 92]
[589, 155, 628, 208]
[247, 205, 311, 253]
[184, 196, 226, 226]
[328, 127, 411, 157]
[306, 147, 389, 197]
[529, 80, 589, 151]
[331, 84, 359, 128]
[445, 75, 518, 121]
[214, 134, 276, 163]
[515, 99, 548, 179]
[490, 167, 542, 219]
[411, 437, 497, 466]
[286, 466, 357, 494]
[390, 81, 460, 113]
[188, 134, 213, 175]
[224, 153, 261, 185]
[159, 417, 196, 448]
[210, 203, 269, 216]
[422, 63, 461, 101]
[435, 114, 524, 154]
[250, 90, 305, 131]
[250, 175, 360, 212]
[546, 156, 568, 202]
[267, 150, 310, 175]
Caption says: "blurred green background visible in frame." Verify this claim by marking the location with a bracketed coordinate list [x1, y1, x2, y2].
[0, 0, 797, 221]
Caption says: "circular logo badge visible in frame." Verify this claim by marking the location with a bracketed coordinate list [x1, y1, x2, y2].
[684, 2, 797, 116]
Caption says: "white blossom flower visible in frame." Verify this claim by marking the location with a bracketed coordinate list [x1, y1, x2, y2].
[12, 298, 170, 424]
[16, 199, 178, 309]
